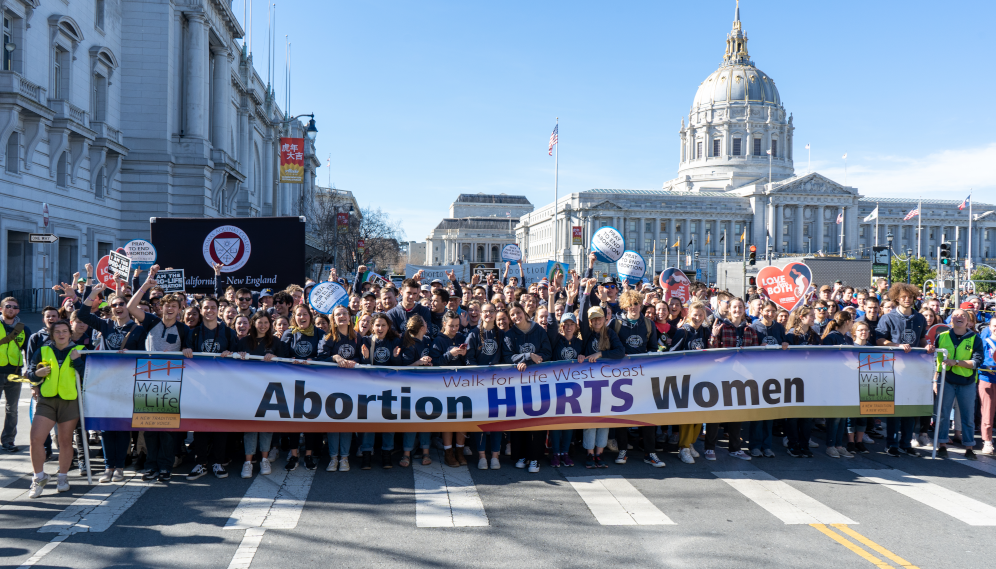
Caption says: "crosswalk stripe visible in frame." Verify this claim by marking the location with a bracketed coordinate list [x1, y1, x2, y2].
[227, 527, 266, 569]
[714, 470, 857, 525]
[565, 475, 674, 525]
[851, 468, 996, 526]
[412, 449, 488, 528]
[39, 476, 154, 533]
[934, 447, 996, 477]
[224, 468, 316, 530]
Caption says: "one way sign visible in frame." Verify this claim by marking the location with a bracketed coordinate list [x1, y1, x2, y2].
[29, 234, 59, 244]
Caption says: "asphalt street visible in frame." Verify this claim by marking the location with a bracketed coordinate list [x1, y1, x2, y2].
[3, 376, 996, 568]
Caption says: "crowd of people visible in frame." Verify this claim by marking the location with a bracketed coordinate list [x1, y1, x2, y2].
[2, 253, 994, 500]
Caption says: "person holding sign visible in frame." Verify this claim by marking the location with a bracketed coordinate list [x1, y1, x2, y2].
[502, 303, 551, 474]
[430, 311, 470, 468]
[707, 298, 756, 462]
[578, 279, 624, 469]
[612, 289, 663, 468]
[235, 313, 283, 479]
[317, 306, 362, 473]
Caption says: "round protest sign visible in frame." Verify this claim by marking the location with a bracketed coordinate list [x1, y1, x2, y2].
[659, 268, 691, 303]
[125, 239, 157, 270]
[591, 227, 625, 263]
[500, 243, 522, 262]
[616, 250, 646, 284]
[756, 262, 812, 311]
[309, 281, 349, 314]
[95, 255, 117, 289]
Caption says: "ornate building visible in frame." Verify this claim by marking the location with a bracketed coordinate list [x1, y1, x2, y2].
[516, 3, 994, 276]
[426, 193, 533, 265]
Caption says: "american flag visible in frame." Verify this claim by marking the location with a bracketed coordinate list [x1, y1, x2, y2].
[959, 195, 970, 211]
[836, 212, 843, 224]
[903, 207, 920, 221]
[548, 124, 558, 156]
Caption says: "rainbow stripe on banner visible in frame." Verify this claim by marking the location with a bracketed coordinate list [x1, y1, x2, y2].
[81, 347, 935, 433]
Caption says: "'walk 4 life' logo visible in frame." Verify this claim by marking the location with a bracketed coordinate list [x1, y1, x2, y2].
[132, 359, 184, 429]
[858, 353, 895, 415]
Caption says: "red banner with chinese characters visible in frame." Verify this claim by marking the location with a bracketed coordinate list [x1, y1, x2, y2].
[337, 212, 350, 228]
[572, 226, 583, 245]
[279, 137, 304, 183]
[357, 239, 365, 261]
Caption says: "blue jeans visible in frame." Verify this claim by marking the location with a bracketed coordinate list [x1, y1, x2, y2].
[748, 420, 773, 451]
[846, 418, 867, 433]
[327, 432, 352, 457]
[549, 430, 572, 454]
[785, 418, 812, 451]
[886, 417, 916, 449]
[475, 432, 503, 454]
[826, 418, 847, 448]
[582, 428, 609, 451]
[244, 432, 273, 455]
[936, 382, 977, 446]
[402, 432, 430, 452]
[360, 432, 394, 452]
[101, 431, 131, 469]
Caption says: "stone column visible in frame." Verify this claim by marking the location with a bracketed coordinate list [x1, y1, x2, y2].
[211, 46, 231, 154]
[184, 13, 209, 139]
[795, 205, 804, 254]
[775, 204, 784, 253]
[698, 218, 706, 254]
[815, 205, 825, 253]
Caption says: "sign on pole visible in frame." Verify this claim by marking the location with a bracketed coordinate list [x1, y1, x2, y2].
[125, 239, 157, 270]
[872, 246, 891, 279]
[108, 250, 132, 280]
[156, 269, 186, 293]
[757, 262, 813, 311]
[278, 137, 304, 183]
[29, 234, 59, 244]
[500, 243, 522, 262]
[309, 281, 349, 314]
[572, 226, 583, 246]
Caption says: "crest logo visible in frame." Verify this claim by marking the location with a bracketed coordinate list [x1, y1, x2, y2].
[203, 225, 252, 271]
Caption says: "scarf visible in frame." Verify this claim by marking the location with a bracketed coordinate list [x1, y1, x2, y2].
[292, 324, 315, 337]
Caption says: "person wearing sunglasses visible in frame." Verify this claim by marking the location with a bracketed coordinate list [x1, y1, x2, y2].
[234, 288, 256, 318]
[812, 301, 831, 335]
[1, 297, 31, 453]
[269, 291, 293, 320]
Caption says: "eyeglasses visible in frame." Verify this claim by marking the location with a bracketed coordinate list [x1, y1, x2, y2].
[3, 305, 19, 310]
[815, 307, 828, 311]
[110, 303, 126, 308]
[238, 297, 252, 302]
[274, 300, 287, 305]
[602, 284, 617, 290]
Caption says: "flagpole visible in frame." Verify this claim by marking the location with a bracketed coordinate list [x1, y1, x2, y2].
[968, 190, 973, 271]
[917, 197, 922, 259]
[553, 117, 559, 263]
[875, 202, 879, 247]
[724, 229, 727, 263]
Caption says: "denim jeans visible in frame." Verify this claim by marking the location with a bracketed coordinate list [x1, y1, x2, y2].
[936, 382, 977, 446]
[785, 418, 812, 451]
[846, 417, 867, 433]
[886, 417, 916, 449]
[748, 420, 773, 451]
[582, 428, 609, 450]
[402, 432, 430, 452]
[549, 430, 572, 454]
[101, 431, 131, 469]
[475, 432, 503, 454]
[1, 378, 20, 445]
[825, 418, 847, 448]
[361, 432, 394, 452]
[244, 432, 273, 455]
[327, 432, 352, 457]
[145, 431, 176, 473]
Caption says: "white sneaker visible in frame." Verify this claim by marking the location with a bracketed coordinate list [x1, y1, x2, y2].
[689, 446, 700, 458]
[764, 449, 776, 458]
[57, 474, 70, 493]
[750, 448, 762, 457]
[326, 457, 339, 472]
[704, 450, 716, 461]
[269, 448, 279, 462]
[679, 447, 695, 464]
[836, 446, 854, 458]
[241, 461, 253, 478]
[527, 460, 540, 473]
[505, 443, 512, 456]
[910, 437, 922, 448]
[862, 433, 874, 444]
[614, 450, 628, 464]
[260, 458, 272, 475]
[809, 438, 820, 448]
[982, 441, 995, 455]
[478, 457, 488, 470]
[490, 457, 501, 470]
[782, 436, 789, 448]
[99, 470, 113, 484]
[606, 439, 619, 452]
[918, 434, 931, 448]
[112, 468, 125, 482]
[729, 450, 752, 461]
[515, 458, 527, 469]
[826, 446, 840, 458]
[644, 453, 666, 468]
[28, 473, 50, 499]
[338, 457, 350, 472]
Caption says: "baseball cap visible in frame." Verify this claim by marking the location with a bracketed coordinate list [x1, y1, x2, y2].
[601, 276, 618, 286]
[361, 290, 376, 299]
[259, 288, 273, 298]
[431, 278, 443, 285]
[420, 284, 431, 292]
[77, 277, 87, 284]
[960, 301, 975, 310]
[560, 312, 578, 324]
[587, 306, 605, 319]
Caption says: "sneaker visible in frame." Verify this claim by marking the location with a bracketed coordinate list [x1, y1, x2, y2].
[285, 455, 299, 471]
[360, 452, 372, 470]
[787, 448, 801, 458]
[186, 464, 207, 480]
[983, 441, 995, 456]
[801, 448, 814, 458]
[305, 455, 318, 470]
[462, 445, 473, 456]
[679, 447, 695, 464]
[809, 438, 819, 448]
[57, 475, 70, 493]
[112, 468, 125, 482]
[935, 446, 948, 458]
[327, 457, 339, 472]
[763, 449, 776, 458]
[826, 446, 840, 458]
[690, 446, 700, 458]
[668, 433, 680, 445]
[241, 461, 253, 479]
[550, 454, 560, 468]
[505, 443, 512, 456]
[862, 433, 875, 444]
[614, 450, 628, 464]
[339, 457, 350, 472]
[782, 436, 789, 448]
[644, 453, 666, 468]
[213, 464, 228, 479]
[174, 456, 183, 469]
[704, 450, 716, 461]
[606, 439, 619, 452]
[490, 457, 501, 470]
[28, 474, 50, 498]
[886, 447, 902, 457]
[158, 471, 172, 483]
[855, 442, 870, 454]
[1, 443, 19, 453]
[902, 447, 919, 457]
[585, 454, 596, 469]
[965, 448, 978, 460]
[846, 442, 857, 454]
[594, 454, 608, 468]
[750, 448, 762, 457]
[142, 469, 159, 481]
[260, 458, 272, 475]
[515, 458, 527, 469]
[478, 457, 489, 470]
[729, 450, 752, 461]
[561, 454, 574, 467]
[837, 446, 854, 458]
[528, 460, 540, 473]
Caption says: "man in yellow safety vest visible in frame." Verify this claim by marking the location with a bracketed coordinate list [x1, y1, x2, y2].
[934, 308, 984, 460]
[0, 296, 32, 453]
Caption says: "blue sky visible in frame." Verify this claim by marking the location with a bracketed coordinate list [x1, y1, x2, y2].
[237, 1, 996, 242]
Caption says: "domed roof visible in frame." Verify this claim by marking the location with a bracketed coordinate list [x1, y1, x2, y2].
[692, 64, 780, 109]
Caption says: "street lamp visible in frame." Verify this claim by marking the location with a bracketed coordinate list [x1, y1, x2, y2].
[305, 117, 318, 141]
[906, 248, 913, 284]
[887, 231, 894, 283]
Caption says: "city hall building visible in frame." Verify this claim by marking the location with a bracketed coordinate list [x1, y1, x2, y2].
[516, 5, 992, 277]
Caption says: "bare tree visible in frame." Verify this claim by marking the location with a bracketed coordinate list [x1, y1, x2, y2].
[308, 192, 405, 277]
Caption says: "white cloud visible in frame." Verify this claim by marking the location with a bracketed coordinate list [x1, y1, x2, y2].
[814, 144, 996, 203]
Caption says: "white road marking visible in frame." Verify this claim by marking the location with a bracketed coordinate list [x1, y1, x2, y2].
[0, 481, 29, 504]
[852, 468, 996, 526]
[412, 448, 488, 528]
[566, 475, 674, 525]
[17, 534, 68, 568]
[925, 446, 996, 477]
[227, 527, 266, 569]
[714, 470, 857, 525]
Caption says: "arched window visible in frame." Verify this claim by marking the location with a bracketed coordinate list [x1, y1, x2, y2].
[5, 132, 18, 173]
[491, 245, 499, 262]
[476, 246, 484, 262]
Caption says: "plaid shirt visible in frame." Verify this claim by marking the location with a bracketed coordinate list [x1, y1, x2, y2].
[710, 320, 759, 349]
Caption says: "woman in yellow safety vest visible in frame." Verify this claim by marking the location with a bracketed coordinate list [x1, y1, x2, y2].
[25, 320, 85, 499]
[934, 309, 984, 460]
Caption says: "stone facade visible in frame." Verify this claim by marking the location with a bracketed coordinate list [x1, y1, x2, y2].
[0, 0, 316, 295]
[426, 194, 533, 265]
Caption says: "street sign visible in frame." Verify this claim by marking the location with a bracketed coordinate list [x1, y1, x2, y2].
[29, 233, 58, 244]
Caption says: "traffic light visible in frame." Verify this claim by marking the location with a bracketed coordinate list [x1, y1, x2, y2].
[748, 276, 757, 286]
[748, 245, 757, 266]
[940, 242, 951, 265]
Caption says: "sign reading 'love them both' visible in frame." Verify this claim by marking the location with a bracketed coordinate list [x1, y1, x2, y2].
[756, 262, 813, 311]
